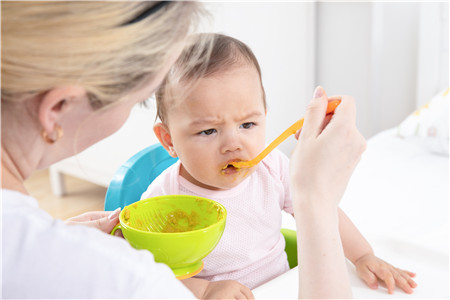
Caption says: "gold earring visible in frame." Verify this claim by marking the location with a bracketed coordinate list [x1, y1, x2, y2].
[41, 124, 64, 144]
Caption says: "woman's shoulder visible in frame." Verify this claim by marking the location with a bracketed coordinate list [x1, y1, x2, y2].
[2, 188, 38, 208]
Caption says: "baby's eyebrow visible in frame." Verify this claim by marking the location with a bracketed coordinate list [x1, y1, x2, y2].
[189, 118, 221, 127]
[241, 110, 264, 120]
[189, 110, 264, 127]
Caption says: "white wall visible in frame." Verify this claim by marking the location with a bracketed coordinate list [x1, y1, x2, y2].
[416, 2, 449, 107]
[317, 2, 448, 139]
[205, 1, 448, 148]
[316, 2, 375, 138]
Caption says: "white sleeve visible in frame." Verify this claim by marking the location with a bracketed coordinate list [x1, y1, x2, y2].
[2, 192, 196, 299]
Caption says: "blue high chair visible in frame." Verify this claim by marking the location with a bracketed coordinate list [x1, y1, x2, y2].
[104, 143, 298, 269]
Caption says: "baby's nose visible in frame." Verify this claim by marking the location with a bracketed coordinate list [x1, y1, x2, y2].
[221, 132, 242, 153]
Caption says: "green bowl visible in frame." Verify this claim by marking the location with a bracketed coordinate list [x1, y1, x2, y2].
[111, 195, 226, 279]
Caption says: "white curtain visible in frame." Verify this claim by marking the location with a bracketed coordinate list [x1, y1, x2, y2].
[416, 2, 449, 107]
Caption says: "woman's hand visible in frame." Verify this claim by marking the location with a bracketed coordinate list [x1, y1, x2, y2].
[65, 208, 121, 234]
[291, 86, 366, 299]
[355, 253, 417, 294]
[290, 86, 366, 210]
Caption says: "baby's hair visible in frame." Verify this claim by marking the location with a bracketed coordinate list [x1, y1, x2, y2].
[1, 1, 205, 109]
[156, 33, 267, 124]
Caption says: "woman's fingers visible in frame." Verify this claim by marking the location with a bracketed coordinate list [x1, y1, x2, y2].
[66, 211, 108, 222]
[291, 86, 366, 205]
[65, 208, 121, 234]
[300, 86, 329, 139]
[294, 128, 302, 139]
[295, 89, 348, 140]
[80, 214, 119, 234]
[301, 89, 358, 142]
[323, 95, 357, 132]
[85, 212, 120, 234]
[320, 114, 333, 134]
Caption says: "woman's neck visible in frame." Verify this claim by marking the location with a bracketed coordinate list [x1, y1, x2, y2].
[1, 146, 28, 195]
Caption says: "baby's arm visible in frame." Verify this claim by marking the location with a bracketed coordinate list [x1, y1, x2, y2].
[338, 208, 373, 263]
[338, 208, 417, 294]
[182, 277, 253, 299]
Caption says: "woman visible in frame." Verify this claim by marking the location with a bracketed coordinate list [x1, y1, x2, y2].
[1, 1, 364, 299]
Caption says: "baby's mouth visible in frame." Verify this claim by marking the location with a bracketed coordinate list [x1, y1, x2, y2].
[221, 160, 240, 172]
[223, 164, 237, 171]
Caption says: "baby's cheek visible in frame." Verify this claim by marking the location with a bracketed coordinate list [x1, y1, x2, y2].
[255, 134, 267, 152]
[188, 160, 215, 182]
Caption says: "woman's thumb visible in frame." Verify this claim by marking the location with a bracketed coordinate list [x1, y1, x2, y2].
[313, 85, 326, 99]
[301, 86, 328, 138]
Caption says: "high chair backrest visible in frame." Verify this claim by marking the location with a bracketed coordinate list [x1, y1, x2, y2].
[104, 144, 178, 211]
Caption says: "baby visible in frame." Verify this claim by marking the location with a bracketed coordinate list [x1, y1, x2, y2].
[142, 33, 417, 293]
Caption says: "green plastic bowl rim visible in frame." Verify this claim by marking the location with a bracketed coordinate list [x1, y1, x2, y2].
[118, 195, 227, 236]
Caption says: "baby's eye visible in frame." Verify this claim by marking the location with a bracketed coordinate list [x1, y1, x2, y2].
[240, 122, 255, 129]
[199, 129, 217, 136]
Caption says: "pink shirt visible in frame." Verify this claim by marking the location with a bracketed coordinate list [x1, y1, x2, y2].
[141, 149, 293, 289]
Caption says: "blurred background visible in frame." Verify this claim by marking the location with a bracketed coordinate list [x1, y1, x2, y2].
[203, 1, 449, 154]
[32, 1, 448, 217]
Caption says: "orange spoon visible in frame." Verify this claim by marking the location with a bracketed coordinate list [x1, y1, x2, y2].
[225, 99, 341, 169]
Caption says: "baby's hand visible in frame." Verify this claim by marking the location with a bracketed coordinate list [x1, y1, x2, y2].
[354, 253, 417, 294]
[203, 280, 254, 300]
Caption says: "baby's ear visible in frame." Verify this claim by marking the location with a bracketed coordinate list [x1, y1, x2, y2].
[154, 123, 177, 158]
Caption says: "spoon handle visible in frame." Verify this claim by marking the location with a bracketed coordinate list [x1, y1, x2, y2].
[231, 119, 304, 168]
[230, 99, 341, 169]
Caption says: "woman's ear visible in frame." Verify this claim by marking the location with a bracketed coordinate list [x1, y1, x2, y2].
[154, 122, 177, 158]
[38, 86, 88, 135]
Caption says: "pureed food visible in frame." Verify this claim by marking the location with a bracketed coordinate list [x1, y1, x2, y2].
[122, 198, 224, 233]
[161, 209, 200, 233]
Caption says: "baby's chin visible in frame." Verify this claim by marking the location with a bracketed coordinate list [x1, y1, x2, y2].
[195, 179, 243, 191]
[215, 179, 245, 190]
[193, 173, 251, 191]
[183, 166, 256, 191]
[214, 168, 255, 190]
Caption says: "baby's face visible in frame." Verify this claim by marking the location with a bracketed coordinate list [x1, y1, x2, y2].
[167, 65, 266, 190]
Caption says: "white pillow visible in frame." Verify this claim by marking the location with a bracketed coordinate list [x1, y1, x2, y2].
[397, 88, 449, 156]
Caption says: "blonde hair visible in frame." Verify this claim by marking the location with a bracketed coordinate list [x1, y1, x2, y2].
[156, 33, 267, 123]
[1, 1, 205, 108]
